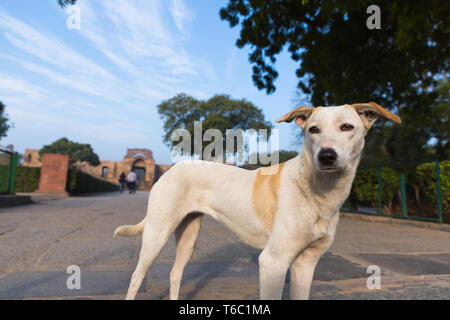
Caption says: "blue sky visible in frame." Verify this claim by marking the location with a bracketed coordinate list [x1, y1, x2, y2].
[0, 0, 306, 164]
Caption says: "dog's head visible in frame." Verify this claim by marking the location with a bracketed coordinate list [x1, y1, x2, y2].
[276, 102, 401, 172]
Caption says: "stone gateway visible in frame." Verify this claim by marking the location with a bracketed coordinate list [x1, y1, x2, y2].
[23, 148, 171, 191]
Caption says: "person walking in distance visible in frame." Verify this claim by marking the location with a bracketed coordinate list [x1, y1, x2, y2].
[127, 170, 137, 194]
[118, 172, 126, 194]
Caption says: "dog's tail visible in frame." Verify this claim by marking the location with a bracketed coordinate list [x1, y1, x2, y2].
[113, 217, 146, 238]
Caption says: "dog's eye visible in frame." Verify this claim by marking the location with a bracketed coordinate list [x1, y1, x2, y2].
[309, 126, 320, 134]
[340, 124, 354, 131]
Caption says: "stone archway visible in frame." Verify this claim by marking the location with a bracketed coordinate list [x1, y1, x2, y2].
[132, 158, 146, 186]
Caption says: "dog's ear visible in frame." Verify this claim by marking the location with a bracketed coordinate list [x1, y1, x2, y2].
[275, 106, 314, 129]
[352, 102, 401, 129]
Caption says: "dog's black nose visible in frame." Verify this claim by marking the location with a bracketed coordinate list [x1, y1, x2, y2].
[318, 148, 337, 166]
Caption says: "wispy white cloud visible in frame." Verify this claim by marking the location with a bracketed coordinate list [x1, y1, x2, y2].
[0, 11, 116, 83]
[169, 0, 195, 34]
[227, 48, 238, 81]
[0, 1, 221, 161]
[0, 2, 215, 105]
[73, 0, 212, 91]
[0, 73, 48, 103]
[9, 106, 148, 144]
[74, 0, 140, 75]
[95, 0, 197, 76]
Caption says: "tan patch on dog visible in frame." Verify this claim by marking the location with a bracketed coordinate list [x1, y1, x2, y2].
[252, 162, 286, 231]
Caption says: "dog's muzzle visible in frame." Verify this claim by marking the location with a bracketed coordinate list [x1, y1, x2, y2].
[318, 148, 337, 166]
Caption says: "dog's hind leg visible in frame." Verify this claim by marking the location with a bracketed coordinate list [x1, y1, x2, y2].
[125, 217, 178, 300]
[169, 212, 203, 300]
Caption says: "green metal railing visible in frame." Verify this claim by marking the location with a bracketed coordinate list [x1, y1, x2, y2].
[0, 147, 18, 195]
[341, 160, 447, 224]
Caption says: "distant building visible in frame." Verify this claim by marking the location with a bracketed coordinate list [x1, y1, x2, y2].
[22, 148, 172, 191]
[23, 149, 41, 167]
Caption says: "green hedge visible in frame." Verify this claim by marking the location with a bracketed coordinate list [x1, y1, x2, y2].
[0, 164, 9, 193]
[350, 167, 399, 212]
[66, 169, 118, 194]
[415, 161, 450, 214]
[349, 161, 450, 219]
[15, 166, 41, 192]
[14, 166, 118, 194]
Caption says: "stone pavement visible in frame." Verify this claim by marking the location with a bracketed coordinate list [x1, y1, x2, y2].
[0, 192, 449, 300]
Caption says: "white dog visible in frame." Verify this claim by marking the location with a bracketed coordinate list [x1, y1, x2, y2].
[114, 102, 401, 300]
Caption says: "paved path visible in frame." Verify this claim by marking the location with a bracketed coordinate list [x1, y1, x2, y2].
[0, 192, 449, 300]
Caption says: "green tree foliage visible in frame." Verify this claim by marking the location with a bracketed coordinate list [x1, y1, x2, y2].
[14, 166, 119, 194]
[0, 164, 9, 193]
[220, 0, 449, 99]
[157, 93, 272, 158]
[428, 80, 450, 160]
[350, 167, 400, 213]
[158, 93, 203, 147]
[57, 0, 77, 8]
[349, 161, 449, 222]
[415, 161, 449, 216]
[221, 1, 449, 163]
[275, 150, 299, 163]
[249, 150, 299, 167]
[66, 169, 118, 194]
[360, 80, 450, 165]
[0, 101, 12, 141]
[14, 166, 41, 193]
[39, 137, 100, 166]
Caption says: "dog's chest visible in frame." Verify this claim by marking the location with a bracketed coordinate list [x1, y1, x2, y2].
[312, 213, 339, 239]
[313, 217, 331, 237]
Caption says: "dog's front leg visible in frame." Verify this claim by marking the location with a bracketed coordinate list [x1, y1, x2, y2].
[289, 236, 333, 300]
[258, 249, 292, 299]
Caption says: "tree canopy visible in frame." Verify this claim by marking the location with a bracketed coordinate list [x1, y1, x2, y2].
[0, 101, 12, 142]
[39, 137, 100, 166]
[220, 1, 449, 101]
[249, 149, 299, 167]
[221, 0, 449, 163]
[57, 0, 76, 8]
[360, 79, 450, 165]
[157, 93, 272, 159]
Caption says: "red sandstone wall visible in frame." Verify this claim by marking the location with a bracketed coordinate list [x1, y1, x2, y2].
[21, 148, 169, 191]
